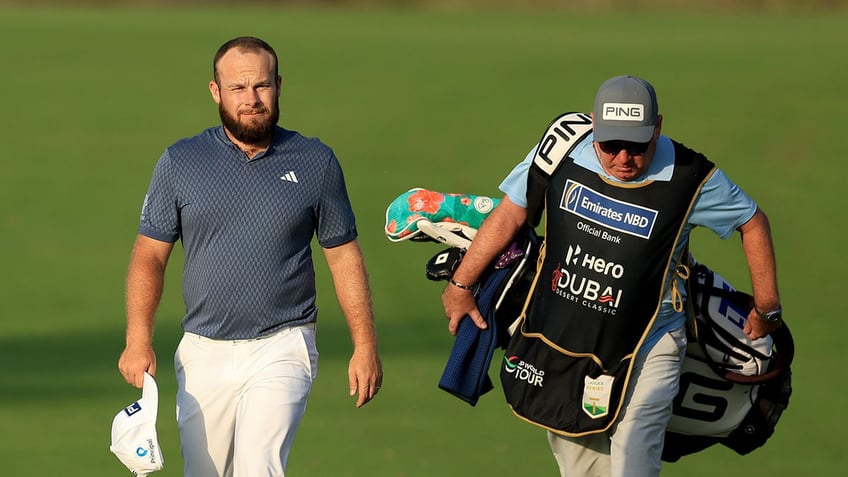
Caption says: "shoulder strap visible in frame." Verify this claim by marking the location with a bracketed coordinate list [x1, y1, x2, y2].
[526, 112, 593, 227]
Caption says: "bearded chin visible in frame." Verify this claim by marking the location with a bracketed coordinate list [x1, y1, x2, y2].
[219, 102, 279, 145]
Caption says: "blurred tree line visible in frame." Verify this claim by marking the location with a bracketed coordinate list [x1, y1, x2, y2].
[3, 0, 847, 11]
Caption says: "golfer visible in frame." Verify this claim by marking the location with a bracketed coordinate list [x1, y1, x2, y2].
[118, 36, 382, 476]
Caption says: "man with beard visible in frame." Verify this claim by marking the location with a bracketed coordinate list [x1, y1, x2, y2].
[118, 36, 382, 476]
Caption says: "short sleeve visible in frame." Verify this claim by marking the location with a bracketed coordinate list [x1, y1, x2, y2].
[689, 168, 758, 239]
[316, 152, 358, 248]
[138, 150, 180, 243]
[498, 145, 537, 208]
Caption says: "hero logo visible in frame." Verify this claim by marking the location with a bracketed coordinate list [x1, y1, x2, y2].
[503, 355, 545, 387]
[563, 245, 624, 278]
[551, 245, 624, 315]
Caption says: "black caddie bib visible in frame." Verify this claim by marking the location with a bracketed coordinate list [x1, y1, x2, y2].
[501, 139, 714, 436]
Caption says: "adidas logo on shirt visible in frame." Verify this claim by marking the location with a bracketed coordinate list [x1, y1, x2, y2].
[280, 171, 299, 183]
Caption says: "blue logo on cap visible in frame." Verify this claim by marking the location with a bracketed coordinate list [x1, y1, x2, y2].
[124, 401, 142, 416]
[136, 447, 149, 457]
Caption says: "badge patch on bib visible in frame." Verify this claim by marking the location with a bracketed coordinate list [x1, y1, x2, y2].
[582, 375, 614, 418]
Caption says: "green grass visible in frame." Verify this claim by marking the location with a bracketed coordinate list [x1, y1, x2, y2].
[0, 4, 846, 476]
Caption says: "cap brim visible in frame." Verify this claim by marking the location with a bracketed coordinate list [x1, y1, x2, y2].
[594, 124, 655, 143]
[141, 372, 159, 418]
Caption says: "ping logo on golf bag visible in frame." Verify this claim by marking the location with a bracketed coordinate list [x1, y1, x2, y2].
[534, 112, 592, 176]
[670, 350, 757, 436]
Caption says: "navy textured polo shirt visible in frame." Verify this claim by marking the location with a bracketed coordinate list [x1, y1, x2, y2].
[139, 126, 358, 339]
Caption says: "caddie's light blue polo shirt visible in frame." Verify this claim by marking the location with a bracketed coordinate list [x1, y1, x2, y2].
[499, 134, 757, 351]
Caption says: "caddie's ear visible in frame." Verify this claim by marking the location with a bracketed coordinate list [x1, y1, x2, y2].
[425, 247, 465, 282]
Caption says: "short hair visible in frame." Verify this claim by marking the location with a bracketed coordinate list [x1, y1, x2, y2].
[213, 36, 279, 83]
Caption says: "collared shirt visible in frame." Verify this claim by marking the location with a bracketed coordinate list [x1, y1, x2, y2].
[499, 133, 757, 350]
[139, 126, 357, 339]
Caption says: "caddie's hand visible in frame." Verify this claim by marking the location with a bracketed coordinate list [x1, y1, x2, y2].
[743, 310, 782, 340]
[349, 345, 383, 408]
[441, 282, 486, 336]
[118, 344, 157, 388]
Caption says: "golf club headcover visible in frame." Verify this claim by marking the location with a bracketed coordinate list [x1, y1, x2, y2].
[417, 220, 474, 249]
[384, 188, 499, 244]
[425, 247, 465, 282]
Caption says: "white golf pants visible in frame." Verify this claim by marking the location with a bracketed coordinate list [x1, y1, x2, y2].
[547, 325, 687, 477]
[175, 323, 318, 477]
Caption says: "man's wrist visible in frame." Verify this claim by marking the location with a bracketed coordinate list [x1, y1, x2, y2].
[449, 278, 477, 291]
[754, 305, 783, 323]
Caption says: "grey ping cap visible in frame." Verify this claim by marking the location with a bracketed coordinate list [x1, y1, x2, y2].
[593, 75, 658, 143]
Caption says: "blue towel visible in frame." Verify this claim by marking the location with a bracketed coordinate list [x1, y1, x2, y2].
[438, 265, 512, 406]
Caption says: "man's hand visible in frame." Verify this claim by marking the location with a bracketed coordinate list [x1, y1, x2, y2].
[349, 345, 382, 408]
[441, 283, 486, 336]
[743, 310, 782, 340]
[437, 195, 526, 336]
[118, 344, 157, 388]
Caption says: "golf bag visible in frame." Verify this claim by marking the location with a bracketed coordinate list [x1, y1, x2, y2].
[384, 187, 793, 458]
[661, 258, 794, 461]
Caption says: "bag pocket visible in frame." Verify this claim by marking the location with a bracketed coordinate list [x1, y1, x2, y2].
[500, 331, 631, 436]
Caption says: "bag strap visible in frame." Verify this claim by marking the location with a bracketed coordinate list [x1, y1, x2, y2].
[526, 112, 594, 227]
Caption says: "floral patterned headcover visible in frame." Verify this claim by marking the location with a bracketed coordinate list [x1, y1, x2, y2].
[384, 188, 500, 242]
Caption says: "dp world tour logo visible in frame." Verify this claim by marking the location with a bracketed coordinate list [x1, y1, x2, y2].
[503, 355, 545, 387]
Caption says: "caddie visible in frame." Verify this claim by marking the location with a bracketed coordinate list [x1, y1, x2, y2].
[441, 75, 783, 477]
